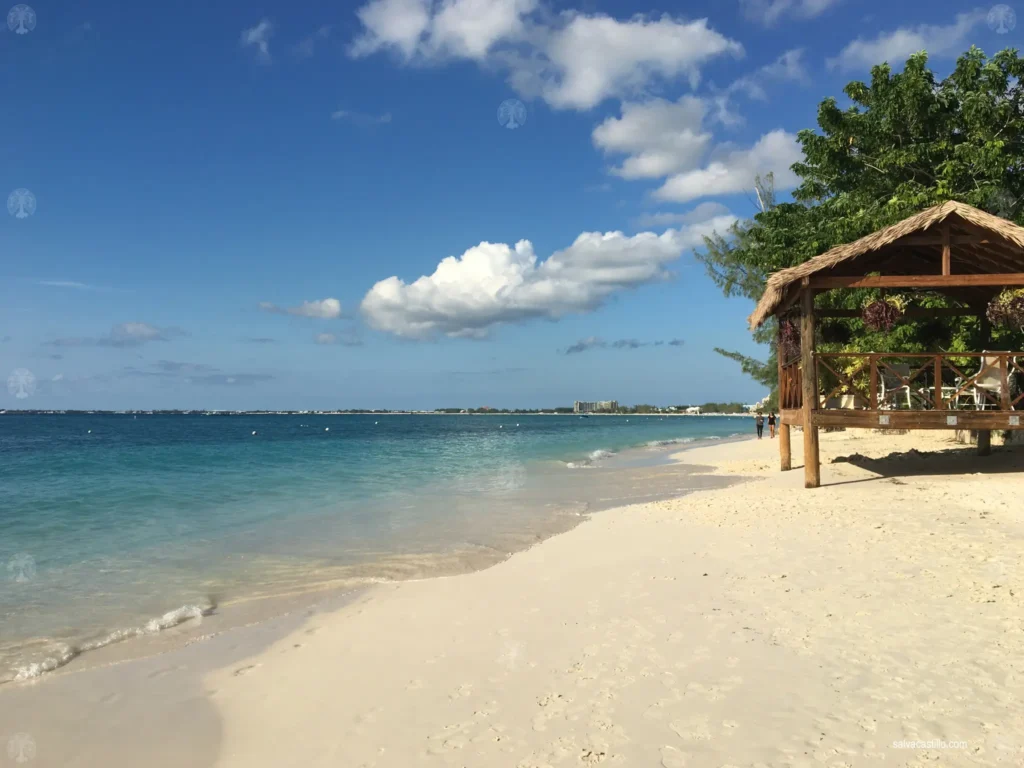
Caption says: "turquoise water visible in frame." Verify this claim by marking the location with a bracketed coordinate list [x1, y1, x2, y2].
[0, 413, 749, 681]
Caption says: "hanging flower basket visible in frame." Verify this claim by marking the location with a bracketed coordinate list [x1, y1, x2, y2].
[779, 316, 800, 359]
[986, 288, 1024, 331]
[861, 295, 906, 332]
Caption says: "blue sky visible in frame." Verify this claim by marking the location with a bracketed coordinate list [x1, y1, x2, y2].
[0, 0, 1018, 409]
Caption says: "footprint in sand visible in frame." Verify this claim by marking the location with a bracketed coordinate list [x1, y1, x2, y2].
[450, 683, 473, 700]
[857, 717, 877, 733]
[533, 693, 570, 732]
[406, 679, 424, 690]
[233, 664, 259, 677]
[660, 745, 689, 767]
[670, 716, 712, 741]
[147, 666, 181, 679]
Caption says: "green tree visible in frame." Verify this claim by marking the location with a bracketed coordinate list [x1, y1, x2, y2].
[698, 47, 1024, 395]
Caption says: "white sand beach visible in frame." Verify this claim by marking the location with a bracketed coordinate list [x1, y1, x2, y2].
[3, 430, 1023, 767]
[207, 431, 1024, 766]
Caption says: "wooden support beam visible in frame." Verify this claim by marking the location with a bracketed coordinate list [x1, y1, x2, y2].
[810, 273, 1024, 290]
[811, 410, 1024, 430]
[941, 223, 951, 276]
[980, 317, 993, 453]
[800, 280, 821, 489]
[899, 235, 999, 246]
[780, 409, 803, 426]
[776, 319, 792, 472]
[779, 423, 792, 471]
[817, 307, 978, 319]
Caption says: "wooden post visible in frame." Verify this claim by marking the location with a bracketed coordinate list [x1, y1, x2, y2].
[777, 316, 792, 471]
[800, 280, 821, 488]
[941, 222, 951, 276]
[1001, 354, 1011, 411]
[934, 355, 944, 410]
[979, 315, 992, 454]
[869, 355, 878, 410]
[779, 424, 792, 471]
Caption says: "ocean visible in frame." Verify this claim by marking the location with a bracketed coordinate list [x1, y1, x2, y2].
[0, 413, 750, 682]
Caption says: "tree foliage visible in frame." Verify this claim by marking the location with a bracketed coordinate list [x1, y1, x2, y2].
[698, 47, 1024, 394]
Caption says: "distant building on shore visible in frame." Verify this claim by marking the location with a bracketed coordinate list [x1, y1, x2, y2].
[685, 406, 702, 415]
[573, 400, 618, 414]
[743, 395, 772, 413]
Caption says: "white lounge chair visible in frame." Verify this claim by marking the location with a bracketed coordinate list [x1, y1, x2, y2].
[965, 353, 1007, 410]
[879, 363, 913, 409]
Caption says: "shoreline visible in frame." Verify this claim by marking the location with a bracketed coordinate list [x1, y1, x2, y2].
[2, 411, 758, 417]
[3, 429, 1021, 766]
[0, 434, 749, 688]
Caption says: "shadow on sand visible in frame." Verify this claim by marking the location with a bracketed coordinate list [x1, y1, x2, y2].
[820, 442, 1024, 486]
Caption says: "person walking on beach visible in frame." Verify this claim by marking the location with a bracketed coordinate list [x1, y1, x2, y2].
[755, 412, 764, 439]
[768, 412, 776, 439]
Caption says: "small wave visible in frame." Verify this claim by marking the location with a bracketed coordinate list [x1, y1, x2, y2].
[564, 448, 615, 469]
[645, 437, 695, 448]
[13, 645, 80, 681]
[12, 601, 215, 682]
[707, 436, 722, 440]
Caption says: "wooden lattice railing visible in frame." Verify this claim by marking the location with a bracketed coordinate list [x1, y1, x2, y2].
[814, 352, 1024, 411]
[779, 358, 802, 410]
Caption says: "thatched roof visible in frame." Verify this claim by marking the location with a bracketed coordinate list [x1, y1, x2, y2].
[748, 201, 1024, 329]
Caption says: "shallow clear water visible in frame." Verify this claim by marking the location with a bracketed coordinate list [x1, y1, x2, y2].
[0, 413, 750, 681]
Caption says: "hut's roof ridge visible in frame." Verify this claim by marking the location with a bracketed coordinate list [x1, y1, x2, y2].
[748, 201, 1024, 329]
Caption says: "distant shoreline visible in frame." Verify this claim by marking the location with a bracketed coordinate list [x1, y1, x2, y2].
[0, 410, 758, 418]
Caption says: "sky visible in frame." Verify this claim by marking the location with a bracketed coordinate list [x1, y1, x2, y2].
[0, 0, 1019, 410]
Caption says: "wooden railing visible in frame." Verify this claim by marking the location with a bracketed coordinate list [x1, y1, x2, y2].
[780, 358, 802, 410]
[814, 352, 1024, 411]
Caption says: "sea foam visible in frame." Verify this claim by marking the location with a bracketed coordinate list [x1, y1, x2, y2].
[12, 602, 216, 681]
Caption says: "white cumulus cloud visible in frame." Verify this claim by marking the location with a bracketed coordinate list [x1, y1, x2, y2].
[593, 96, 711, 180]
[526, 14, 743, 110]
[594, 97, 801, 203]
[360, 225, 727, 339]
[653, 129, 802, 204]
[349, 0, 742, 110]
[828, 11, 986, 72]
